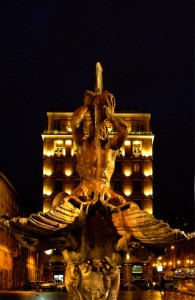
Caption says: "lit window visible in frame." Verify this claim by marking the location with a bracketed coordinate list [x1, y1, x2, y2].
[134, 162, 141, 173]
[132, 141, 142, 157]
[124, 140, 130, 146]
[65, 140, 72, 145]
[54, 140, 63, 157]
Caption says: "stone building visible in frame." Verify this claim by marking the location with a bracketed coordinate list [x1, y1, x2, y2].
[41, 110, 154, 281]
[42, 111, 154, 214]
[0, 172, 37, 289]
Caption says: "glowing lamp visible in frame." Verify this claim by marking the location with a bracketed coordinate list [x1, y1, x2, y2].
[65, 169, 72, 177]
[45, 249, 53, 255]
[124, 170, 131, 177]
[43, 187, 52, 196]
[124, 140, 130, 146]
[124, 189, 131, 196]
[44, 150, 54, 157]
[67, 127, 72, 132]
[56, 140, 63, 145]
[65, 188, 71, 195]
[65, 140, 72, 145]
[43, 168, 52, 176]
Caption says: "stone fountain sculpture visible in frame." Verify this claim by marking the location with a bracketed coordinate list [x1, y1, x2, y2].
[0, 63, 190, 299]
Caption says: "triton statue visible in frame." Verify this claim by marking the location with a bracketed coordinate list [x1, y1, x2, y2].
[0, 63, 191, 299]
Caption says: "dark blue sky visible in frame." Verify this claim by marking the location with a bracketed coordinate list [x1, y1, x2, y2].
[0, 1, 194, 228]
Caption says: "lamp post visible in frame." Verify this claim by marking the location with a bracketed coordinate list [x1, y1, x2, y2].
[170, 245, 176, 269]
[43, 249, 53, 281]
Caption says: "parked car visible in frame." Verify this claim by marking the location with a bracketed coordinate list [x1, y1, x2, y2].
[153, 278, 178, 290]
[56, 282, 66, 291]
[41, 280, 62, 291]
[23, 281, 37, 290]
[132, 279, 151, 290]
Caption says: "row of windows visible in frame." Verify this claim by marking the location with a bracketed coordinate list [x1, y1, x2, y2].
[46, 160, 147, 175]
[115, 161, 141, 172]
[52, 119, 147, 132]
[53, 179, 144, 193]
[113, 180, 142, 192]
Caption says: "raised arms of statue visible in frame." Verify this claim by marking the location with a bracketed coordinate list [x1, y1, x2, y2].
[71, 90, 95, 146]
[71, 90, 128, 151]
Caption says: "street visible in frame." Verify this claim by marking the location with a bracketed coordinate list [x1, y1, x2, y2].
[0, 289, 194, 300]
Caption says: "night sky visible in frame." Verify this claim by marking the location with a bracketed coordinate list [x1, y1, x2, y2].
[0, 1, 194, 230]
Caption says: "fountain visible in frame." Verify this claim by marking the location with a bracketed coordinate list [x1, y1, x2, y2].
[0, 63, 191, 299]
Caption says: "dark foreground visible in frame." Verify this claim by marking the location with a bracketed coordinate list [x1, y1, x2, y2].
[0, 290, 194, 300]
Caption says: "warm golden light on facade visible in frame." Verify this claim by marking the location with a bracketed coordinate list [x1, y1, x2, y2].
[144, 170, 153, 177]
[144, 189, 153, 196]
[124, 169, 131, 177]
[43, 188, 52, 196]
[65, 169, 72, 177]
[145, 207, 153, 215]
[43, 168, 52, 176]
[121, 147, 125, 156]
[43, 111, 154, 219]
[65, 188, 71, 195]
[43, 206, 50, 213]
[142, 149, 152, 157]
[67, 127, 72, 132]
[44, 249, 53, 255]
[124, 140, 131, 146]
[65, 139, 72, 145]
[56, 140, 63, 145]
[44, 150, 54, 156]
[124, 188, 131, 196]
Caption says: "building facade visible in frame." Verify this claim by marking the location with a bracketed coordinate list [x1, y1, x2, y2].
[42, 111, 154, 214]
[41, 111, 154, 281]
[0, 172, 37, 290]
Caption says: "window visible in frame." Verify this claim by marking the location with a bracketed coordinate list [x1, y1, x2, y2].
[54, 140, 63, 157]
[114, 180, 122, 192]
[53, 120, 61, 131]
[132, 141, 142, 157]
[134, 162, 141, 173]
[133, 180, 142, 193]
[54, 180, 63, 192]
[54, 160, 63, 173]
[115, 161, 122, 172]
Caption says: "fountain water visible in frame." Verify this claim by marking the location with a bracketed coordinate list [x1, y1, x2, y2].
[0, 63, 192, 300]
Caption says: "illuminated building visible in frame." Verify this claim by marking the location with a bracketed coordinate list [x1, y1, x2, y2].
[41, 111, 154, 281]
[42, 111, 154, 214]
[0, 172, 37, 289]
